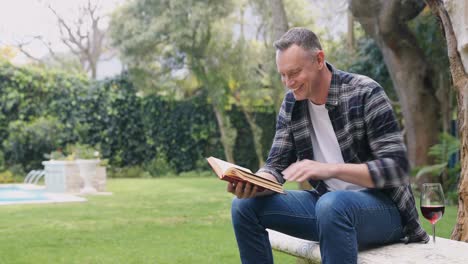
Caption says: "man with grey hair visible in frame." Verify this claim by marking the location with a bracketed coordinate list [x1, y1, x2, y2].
[227, 27, 428, 264]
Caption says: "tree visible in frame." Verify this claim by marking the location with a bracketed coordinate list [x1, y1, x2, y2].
[227, 2, 270, 168]
[425, 0, 468, 242]
[252, 0, 318, 187]
[110, 0, 239, 163]
[251, 0, 316, 111]
[349, 0, 441, 167]
[16, 0, 114, 79]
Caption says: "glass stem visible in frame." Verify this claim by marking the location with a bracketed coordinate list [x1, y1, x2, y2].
[432, 224, 436, 243]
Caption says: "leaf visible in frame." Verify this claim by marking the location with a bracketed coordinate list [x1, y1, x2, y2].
[415, 163, 447, 180]
[428, 132, 460, 164]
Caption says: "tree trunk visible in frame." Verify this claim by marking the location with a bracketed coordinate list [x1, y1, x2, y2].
[426, 0, 468, 242]
[90, 61, 97, 80]
[242, 108, 265, 168]
[350, 0, 440, 167]
[436, 73, 452, 134]
[213, 105, 236, 164]
[347, 9, 355, 51]
[269, 0, 289, 111]
[270, 0, 288, 41]
[453, 91, 468, 241]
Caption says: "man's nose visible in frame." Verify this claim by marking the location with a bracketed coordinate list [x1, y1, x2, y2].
[284, 77, 295, 87]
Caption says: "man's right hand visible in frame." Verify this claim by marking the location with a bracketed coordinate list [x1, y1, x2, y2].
[227, 172, 277, 199]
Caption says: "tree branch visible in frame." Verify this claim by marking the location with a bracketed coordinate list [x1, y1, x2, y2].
[15, 36, 62, 62]
[15, 39, 42, 62]
[48, 4, 87, 52]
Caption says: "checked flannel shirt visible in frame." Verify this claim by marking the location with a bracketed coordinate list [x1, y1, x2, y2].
[258, 63, 429, 243]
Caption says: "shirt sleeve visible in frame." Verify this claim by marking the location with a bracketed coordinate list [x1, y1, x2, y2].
[257, 96, 297, 184]
[364, 86, 410, 188]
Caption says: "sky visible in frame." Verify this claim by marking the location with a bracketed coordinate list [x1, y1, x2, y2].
[0, 0, 124, 78]
[0, 0, 124, 53]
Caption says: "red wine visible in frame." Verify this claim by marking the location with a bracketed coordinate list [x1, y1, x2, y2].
[421, 205, 445, 224]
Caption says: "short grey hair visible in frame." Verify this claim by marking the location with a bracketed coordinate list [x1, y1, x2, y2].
[273, 27, 322, 53]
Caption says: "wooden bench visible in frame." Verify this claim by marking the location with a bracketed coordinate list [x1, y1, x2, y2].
[267, 229, 468, 264]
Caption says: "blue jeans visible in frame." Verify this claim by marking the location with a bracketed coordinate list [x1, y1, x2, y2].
[231, 189, 403, 264]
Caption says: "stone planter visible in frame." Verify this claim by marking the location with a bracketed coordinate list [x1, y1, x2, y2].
[95, 166, 107, 192]
[42, 160, 107, 193]
[42, 160, 81, 193]
[76, 159, 100, 194]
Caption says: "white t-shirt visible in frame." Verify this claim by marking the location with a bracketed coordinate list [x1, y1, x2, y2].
[307, 101, 365, 192]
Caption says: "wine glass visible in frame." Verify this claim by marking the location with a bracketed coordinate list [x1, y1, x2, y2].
[420, 183, 445, 243]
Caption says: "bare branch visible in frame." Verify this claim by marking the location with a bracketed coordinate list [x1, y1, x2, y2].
[60, 37, 82, 56]
[35, 36, 60, 59]
[15, 39, 42, 62]
[87, 0, 100, 23]
[15, 36, 62, 62]
[48, 4, 87, 52]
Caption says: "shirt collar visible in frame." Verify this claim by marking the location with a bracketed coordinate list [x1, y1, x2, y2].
[326, 62, 340, 110]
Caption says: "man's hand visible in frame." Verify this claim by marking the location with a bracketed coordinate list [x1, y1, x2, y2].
[282, 159, 335, 182]
[227, 181, 259, 199]
[227, 172, 277, 199]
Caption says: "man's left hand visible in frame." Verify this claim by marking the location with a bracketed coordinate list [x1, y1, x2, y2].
[282, 159, 335, 182]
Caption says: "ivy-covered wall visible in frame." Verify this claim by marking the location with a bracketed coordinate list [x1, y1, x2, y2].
[0, 61, 276, 175]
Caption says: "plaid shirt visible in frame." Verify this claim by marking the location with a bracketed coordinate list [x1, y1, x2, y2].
[258, 63, 429, 243]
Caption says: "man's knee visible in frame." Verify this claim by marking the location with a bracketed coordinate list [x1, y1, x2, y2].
[315, 191, 352, 224]
[231, 197, 243, 215]
[231, 197, 256, 224]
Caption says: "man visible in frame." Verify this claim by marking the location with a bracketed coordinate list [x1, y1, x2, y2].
[227, 28, 429, 264]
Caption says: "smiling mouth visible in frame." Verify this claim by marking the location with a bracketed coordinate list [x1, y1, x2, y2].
[289, 84, 303, 91]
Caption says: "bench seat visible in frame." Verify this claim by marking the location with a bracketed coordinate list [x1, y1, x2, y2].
[267, 229, 468, 264]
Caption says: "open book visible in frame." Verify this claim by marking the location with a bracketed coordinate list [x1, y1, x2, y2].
[207, 156, 285, 194]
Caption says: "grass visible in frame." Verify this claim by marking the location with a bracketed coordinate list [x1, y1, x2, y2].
[0, 178, 458, 263]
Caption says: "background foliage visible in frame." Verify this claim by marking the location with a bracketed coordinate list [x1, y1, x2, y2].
[0, 60, 276, 177]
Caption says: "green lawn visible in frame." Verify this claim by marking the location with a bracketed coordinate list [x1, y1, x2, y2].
[0, 178, 457, 263]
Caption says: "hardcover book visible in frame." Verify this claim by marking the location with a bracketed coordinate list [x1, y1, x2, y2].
[206, 156, 285, 194]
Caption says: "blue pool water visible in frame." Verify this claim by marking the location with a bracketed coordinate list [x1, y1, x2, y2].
[0, 186, 49, 202]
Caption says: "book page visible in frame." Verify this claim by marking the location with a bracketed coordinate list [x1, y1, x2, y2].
[210, 157, 252, 174]
[230, 168, 280, 186]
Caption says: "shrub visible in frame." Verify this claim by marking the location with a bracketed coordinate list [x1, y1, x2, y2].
[415, 132, 460, 195]
[143, 150, 175, 177]
[67, 143, 100, 160]
[44, 149, 66, 160]
[81, 75, 148, 167]
[108, 165, 147, 178]
[177, 170, 213, 178]
[0, 150, 5, 171]
[2, 117, 66, 171]
[0, 170, 14, 183]
[7, 164, 26, 179]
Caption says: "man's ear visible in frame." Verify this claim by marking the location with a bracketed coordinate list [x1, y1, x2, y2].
[316, 50, 325, 70]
